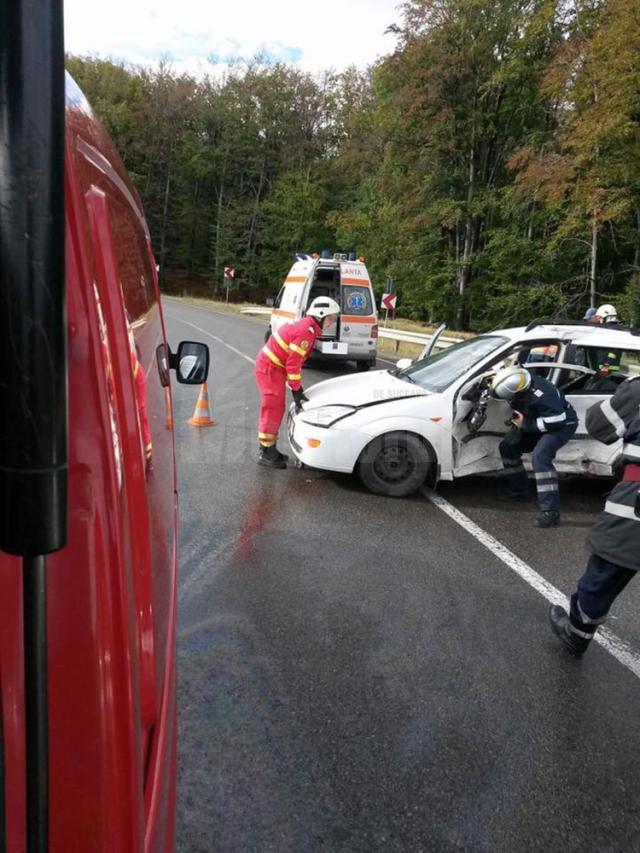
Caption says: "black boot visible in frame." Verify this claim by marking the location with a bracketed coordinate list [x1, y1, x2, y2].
[548, 605, 591, 656]
[258, 445, 287, 469]
[536, 510, 560, 528]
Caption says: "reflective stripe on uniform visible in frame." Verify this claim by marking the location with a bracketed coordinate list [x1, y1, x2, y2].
[259, 432, 277, 440]
[274, 331, 290, 352]
[604, 500, 640, 521]
[536, 412, 566, 432]
[568, 623, 595, 639]
[262, 346, 284, 367]
[623, 442, 640, 459]
[290, 342, 307, 356]
[537, 484, 559, 493]
[534, 471, 558, 481]
[288, 373, 301, 382]
[600, 398, 627, 437]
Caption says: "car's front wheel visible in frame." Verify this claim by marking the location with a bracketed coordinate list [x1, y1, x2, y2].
[357, 432, 434, 497]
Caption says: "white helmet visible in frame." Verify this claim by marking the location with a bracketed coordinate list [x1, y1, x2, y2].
[596, 303, 618, 323]
[307, 297, 340, 321]
[491, 366, 532, 400]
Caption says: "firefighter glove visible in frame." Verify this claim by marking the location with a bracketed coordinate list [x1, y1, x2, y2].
[292, 387, 309, 411]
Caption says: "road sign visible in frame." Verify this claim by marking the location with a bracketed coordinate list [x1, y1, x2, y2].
[382, 293, 397, 311]
[224, 266, 235, 280]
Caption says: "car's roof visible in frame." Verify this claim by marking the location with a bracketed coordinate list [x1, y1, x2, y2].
[489, 323, 640, 350]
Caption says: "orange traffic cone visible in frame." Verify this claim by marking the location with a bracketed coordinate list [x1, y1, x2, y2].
[164, 386, 173, 430]
[188, 382, 216, 427]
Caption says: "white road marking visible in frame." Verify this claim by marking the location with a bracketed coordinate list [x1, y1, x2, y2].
[422, 487, 640, 679]
[165, 313, 256, 365]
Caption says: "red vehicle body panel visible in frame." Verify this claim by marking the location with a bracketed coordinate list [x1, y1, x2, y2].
[0, 75, 178, 852]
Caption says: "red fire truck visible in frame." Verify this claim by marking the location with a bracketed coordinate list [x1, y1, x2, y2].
[0, 3, 208, 850]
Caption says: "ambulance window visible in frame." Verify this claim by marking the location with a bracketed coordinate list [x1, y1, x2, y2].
[342, 285, 372, 316]
[274, 286, 284, 308]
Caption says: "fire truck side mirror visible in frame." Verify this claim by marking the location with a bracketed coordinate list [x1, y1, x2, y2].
[170, 341, 210, 385]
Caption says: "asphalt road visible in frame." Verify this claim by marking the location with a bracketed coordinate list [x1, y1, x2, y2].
[164, 298, 640, 853]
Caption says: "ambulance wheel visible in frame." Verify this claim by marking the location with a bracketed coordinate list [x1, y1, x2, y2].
[358, 432, 433, 497]
[356, 360, 371, 372]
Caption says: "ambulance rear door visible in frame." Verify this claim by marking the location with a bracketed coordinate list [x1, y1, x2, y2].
[270, 258, 313, 336]
[338, 262, 378, 357]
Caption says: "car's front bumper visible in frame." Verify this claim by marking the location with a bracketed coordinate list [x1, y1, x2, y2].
[286, 407, 366, 473]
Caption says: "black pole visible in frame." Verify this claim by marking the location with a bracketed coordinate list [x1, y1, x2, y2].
[23, 558, 48, 853]
[0, 3, 67, 853]
[0, 0, 67, 557]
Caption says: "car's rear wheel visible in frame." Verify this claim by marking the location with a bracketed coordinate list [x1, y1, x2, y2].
[357, 432, 433, 497]
[356, 360, 371, 372]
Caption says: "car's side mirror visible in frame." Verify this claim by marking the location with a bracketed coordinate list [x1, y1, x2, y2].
[396, 358, 413, 370]
[169, 341, 210, 384]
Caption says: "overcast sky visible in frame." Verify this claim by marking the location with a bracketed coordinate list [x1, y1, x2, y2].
[65, 0, 403, 76]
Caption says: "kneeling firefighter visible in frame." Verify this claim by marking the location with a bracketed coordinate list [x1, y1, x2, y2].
[492, 366, 578, 527]
[255, 297, 341, 468]
[549, 376, 640, 656]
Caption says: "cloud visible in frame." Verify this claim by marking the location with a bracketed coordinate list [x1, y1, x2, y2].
[64, 0, 401, 75]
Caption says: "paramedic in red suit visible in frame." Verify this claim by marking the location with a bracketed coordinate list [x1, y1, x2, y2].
[255, 297, 341, 468]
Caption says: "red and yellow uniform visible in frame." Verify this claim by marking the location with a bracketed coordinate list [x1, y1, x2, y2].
[255, 317, 321, 447]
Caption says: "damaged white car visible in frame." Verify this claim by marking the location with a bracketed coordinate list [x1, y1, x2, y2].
[287, 321, 640, 497]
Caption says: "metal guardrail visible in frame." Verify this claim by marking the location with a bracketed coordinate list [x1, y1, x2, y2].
[240, 307, 272, 316]
[378, 328, 461, 351]
[239, 307, 463, 353]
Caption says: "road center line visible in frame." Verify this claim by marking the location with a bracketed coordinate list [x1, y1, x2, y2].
[422, 487, 640, 680]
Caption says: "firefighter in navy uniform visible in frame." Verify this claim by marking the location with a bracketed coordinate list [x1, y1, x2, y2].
[549, 376, 640, 655]
[492, 366, 578, 527]
[255, 297, 341, 468]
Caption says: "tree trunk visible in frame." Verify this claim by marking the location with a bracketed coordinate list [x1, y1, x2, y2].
[247, 154, 267, 266]
[590, 215, 598, 307]
[456, 129, 476, 330]
[158, 158, 172, 287]
[187, 180, 199, 277]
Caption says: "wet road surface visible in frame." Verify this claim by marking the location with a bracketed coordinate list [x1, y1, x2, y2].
[164, 299, 640, 853]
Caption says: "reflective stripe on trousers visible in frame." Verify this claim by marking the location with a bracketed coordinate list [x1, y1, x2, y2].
[569, 553, 636, 637]
[255, 363, 286, 446]
[499, 424, 576, 511]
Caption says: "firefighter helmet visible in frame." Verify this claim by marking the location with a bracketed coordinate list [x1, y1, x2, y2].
[307, 297, 341, 321]
[595, 303, 618, 323]
[491, 366, 532, 400]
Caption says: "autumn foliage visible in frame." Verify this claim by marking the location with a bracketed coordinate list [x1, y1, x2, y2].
[67, 0, 640, 331]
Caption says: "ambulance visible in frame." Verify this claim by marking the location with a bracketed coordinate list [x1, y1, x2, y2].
[267, 253, 379, 371]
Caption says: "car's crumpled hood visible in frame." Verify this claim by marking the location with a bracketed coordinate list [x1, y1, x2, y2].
[302, 369, 429, 410]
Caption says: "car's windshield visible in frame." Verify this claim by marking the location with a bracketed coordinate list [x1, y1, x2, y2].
[403, 335, 509, 392]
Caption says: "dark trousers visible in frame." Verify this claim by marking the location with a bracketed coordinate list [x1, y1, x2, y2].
[499, 426, 575, 511]
[569, 553, 636, 638]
